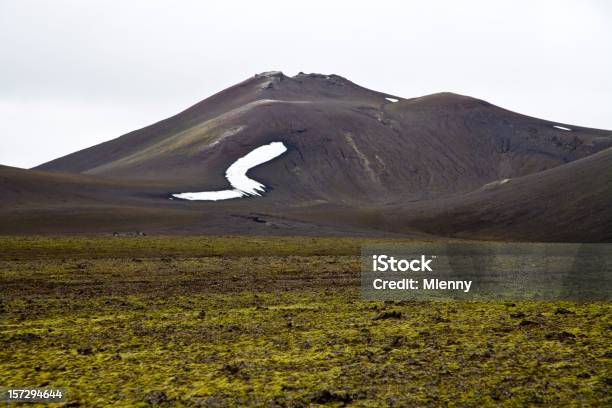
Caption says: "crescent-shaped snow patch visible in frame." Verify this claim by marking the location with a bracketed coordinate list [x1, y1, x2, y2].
[171, 141, 288, 201]
[553, 125, 572, 131]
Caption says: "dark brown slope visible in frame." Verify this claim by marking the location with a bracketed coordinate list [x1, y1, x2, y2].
[34, 73, 278, 175]
[388, 146, 612, 242]
[35, 72, 391, 177]
[0, 165, 169, 206]
[9, 72, 612, 240]
[0, 165, 387, 236]
[0, 165, 204, 234]
[279, 147, 612, 242]
[356, 149, 612, 242]
[0, 165, 115, 207]
[36, 72, 612, 206]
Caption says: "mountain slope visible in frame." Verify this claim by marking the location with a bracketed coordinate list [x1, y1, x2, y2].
[36, 72, 612, 206]
[2, 71, 609, 240]
[278, 147, 612, 242]
[389, 146, 612, 241]
[0, 165, 206, 234]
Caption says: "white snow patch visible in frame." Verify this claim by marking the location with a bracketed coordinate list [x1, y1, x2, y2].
[226, 141, 288, 195]
[173, 190, 245, 201]
[482, 178, 512, 190]
[385, 97, 399, 103]
[553, 125, 572, 131]
[171, 141, 288, 201]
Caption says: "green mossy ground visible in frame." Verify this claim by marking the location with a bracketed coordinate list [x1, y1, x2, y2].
[0, 237, 610, 407]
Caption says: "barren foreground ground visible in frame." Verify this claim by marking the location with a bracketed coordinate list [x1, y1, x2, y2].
[0, 237, 610, 407]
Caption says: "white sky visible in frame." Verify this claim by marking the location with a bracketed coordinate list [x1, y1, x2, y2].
[1, 0, 611, 169]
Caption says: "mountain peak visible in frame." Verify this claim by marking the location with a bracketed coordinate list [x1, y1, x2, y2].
[254, 71, 285, 79]
[252, 71, 353, 86]
[293, 72, 353, 85]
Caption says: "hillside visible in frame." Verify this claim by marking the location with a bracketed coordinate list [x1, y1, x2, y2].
[0, 72, 609, 240]
[36, 72, 612, 205]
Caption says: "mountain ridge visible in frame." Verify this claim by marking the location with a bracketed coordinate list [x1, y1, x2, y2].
[1, 71, 609, 240]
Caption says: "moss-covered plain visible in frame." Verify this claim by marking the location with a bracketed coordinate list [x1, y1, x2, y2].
[0, 236, 610, 407]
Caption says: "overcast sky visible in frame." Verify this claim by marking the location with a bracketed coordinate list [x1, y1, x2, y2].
[1, 0, 611, 169]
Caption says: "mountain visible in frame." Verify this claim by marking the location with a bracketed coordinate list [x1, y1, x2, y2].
[291, 146, 612, 242]
[36, 71, 612, 204]
[404, 146, 612, 242]
[1, 71, 610, 240]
